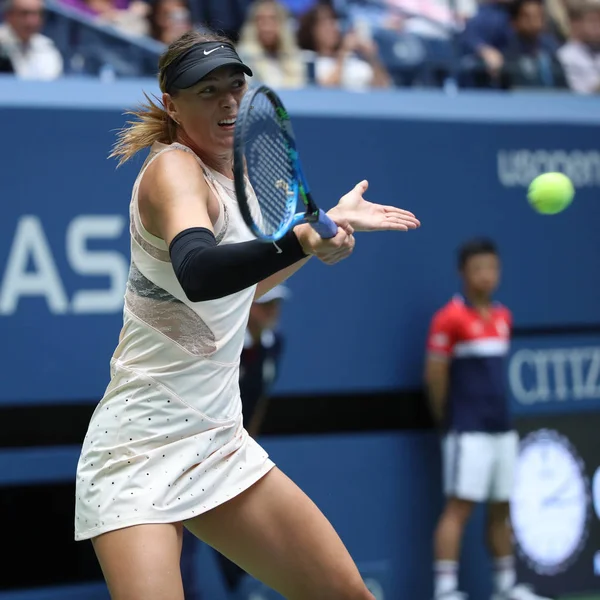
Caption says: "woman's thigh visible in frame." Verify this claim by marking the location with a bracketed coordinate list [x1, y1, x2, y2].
[185, 467, 373, 600]
[92, 523, 184, 600]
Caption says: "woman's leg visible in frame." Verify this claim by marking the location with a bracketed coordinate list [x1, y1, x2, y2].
[92, 523, 184, 600]
[185, 467, 374, 600]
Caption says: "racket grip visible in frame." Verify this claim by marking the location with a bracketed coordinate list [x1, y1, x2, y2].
[311, 210, 338, 239]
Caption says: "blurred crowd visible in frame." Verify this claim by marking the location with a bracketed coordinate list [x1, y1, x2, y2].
[1, 0, 599, 93]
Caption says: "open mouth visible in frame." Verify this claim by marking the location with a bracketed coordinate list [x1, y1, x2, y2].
[218, 118, 236, 128]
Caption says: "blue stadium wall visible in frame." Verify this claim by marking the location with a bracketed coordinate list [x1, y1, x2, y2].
[1, 78, 599, 600]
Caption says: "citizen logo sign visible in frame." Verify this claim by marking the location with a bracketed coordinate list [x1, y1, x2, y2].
[509, 347, 600, 404]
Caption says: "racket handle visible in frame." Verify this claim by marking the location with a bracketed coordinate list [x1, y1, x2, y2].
[311, 210, 338, 239]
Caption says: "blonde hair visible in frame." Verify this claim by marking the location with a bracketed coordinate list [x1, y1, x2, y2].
[237, 0, 306, 89]
[110, 30, 232, 166]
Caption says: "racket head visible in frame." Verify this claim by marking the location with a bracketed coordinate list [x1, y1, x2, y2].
[233, 85, 301, 242]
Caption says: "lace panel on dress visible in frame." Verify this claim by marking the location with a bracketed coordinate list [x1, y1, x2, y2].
[125, 263, 217, 357]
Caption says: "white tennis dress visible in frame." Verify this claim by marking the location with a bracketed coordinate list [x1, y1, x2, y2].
[74, 141, 275, 541]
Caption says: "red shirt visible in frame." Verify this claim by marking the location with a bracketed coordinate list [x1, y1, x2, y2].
[427, 295, 513, 432]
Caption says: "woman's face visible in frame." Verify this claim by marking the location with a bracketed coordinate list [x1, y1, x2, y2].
[165, 66, 247, 156]
[255, 2, 281, 50]
[313, 7, 340, 53]
[154, 0, 191, 44]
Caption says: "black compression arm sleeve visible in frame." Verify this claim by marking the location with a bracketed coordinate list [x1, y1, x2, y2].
[169, 227, 308, 302]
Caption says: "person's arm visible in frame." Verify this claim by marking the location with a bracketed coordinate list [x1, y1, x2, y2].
[424, 310, 456, 425]
[255, 258, 310, 300]
[247, 394, 270, 437]
[461, 6, 507, 74]
[558, 45, 600, 93]
[369, 56, 392, 88]
[256, 179, 420, 299]
[355, 37, 391, 88]
[247, 335, 284, 437]
[318, 31, 360, 87]
[425, 356, 450, 424]
[139, 150, 354, 302]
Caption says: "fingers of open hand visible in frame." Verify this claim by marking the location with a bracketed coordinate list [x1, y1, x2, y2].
[383, 207, 420, 229]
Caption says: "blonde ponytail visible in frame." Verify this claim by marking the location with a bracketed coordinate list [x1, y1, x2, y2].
[110, 92, 177, 167]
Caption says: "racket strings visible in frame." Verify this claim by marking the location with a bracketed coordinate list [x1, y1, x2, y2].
[241, 92, 296, 238]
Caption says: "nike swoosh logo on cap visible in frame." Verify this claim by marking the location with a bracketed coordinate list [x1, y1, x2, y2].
[203, 47, 223, 55]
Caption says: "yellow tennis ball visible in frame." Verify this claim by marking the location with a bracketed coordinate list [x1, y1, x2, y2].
[527, 172, 574, 215]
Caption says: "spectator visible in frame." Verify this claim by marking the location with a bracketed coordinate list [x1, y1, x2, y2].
[59, 0, 149, 36]
[460, 0, 512, 81]
[239, 284, 288, 438]
[385, 0, 475, 38]
[502, 0, 567, 88]
[237, 0, 307, 89]
[297, 2, 391, 89]
[461, 0, 566, 88]
[558, 1, 600, 93]
[0, 0, 63, 79]
[148, 0, 193, 45]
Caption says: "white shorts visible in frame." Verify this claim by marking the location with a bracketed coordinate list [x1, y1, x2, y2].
[442, 430, 519, 502]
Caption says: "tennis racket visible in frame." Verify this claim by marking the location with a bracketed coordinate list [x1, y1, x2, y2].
[233, 85, 338, 242]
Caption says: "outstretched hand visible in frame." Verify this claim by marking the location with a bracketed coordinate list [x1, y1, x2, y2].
[328, 180, 420, 233]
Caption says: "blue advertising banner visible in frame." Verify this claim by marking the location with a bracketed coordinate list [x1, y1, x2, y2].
[1, 80, 599, 402]
[508, 335, 600, 416]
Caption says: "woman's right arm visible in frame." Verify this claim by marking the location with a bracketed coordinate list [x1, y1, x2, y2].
[138, 150, 354, 302]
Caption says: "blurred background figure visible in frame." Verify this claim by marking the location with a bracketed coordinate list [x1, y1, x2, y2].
[147, 0, 193, 45]
[502, 0, 567, 88]
[384, 0, 475, 39]
[58, 0, 149, 36]
[425, 238, 551, 600]
[237, 0, 307, 89]
[240, 284, 289, 438]
[558, 0, 600, 93]
[0, 0, 63, 79]
[459, 0, 514, 83]
[461, 0, 566, 88]
[297, 2, 391, 89]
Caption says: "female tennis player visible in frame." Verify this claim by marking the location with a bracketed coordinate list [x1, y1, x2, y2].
[75, 29, 419, 600]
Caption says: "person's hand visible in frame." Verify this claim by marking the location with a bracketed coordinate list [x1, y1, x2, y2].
[294, 219, 355, 265]
[328, 180, 420, 233]
[340, 30, 360, 56]
[356, 36, 379, 60]
[479, 45, 504, 76]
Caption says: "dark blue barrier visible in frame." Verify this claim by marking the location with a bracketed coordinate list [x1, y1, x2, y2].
[1, 79, 600, 403]
[0, 584, 109, 600]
